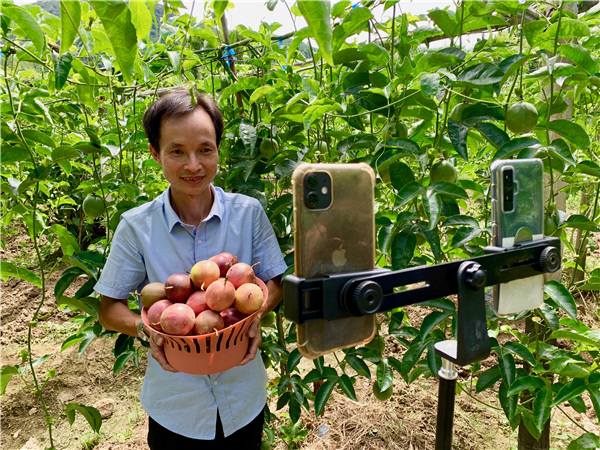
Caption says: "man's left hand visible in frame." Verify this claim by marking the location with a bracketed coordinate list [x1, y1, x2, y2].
[239, 315, 261, 365]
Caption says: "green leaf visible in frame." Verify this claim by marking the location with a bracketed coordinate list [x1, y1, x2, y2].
[389, 161, 415, 191]
[571, 161, 600, 178]
[420, 73, 441, 98]
[314, 379, 337, 417]
[214, 1, 229, 21]
[457, 63, 504, 86]
[552, 378, 586, 407]
[287, 348, 302, 372]
[499, 380, 519, 428]
[493, 137, 542, 160]
[57, 296, 100, 318]
[476, 365, 501, 393]
[1, 366, 19, 395]
[0, 261, 42, 288]
[429, 181, 468, 199]
[391, 231, 416, 270]
[586, 385, 600, 426]
[113, 350, 133, 373]
[337, 374, 357, 401]
[129, 0, 152, 40]
[450, 226, 481, 248]
[64, 403, 103, 433]
[2, 5, 45, 55]
[506, 375, 546, 397]
[546, 120, 590, 149]
[474, 122, 509, 148]
[423, 191, 442, 230]
[376, 358, 393, 391]
[544, 281, 577, 320]
[345, 353, 370, 378]
[55, 267, 85, 299]
[558, 43, 598, 75]
[419, 310, 451, 340]
[427, 9, 458, 37]
[546, 139, 576, 167]
[54, 52, 73, 91]
[1, 146, 30, 164]
[564, 215, 600, 232]
[503, 342, 536, 367]
[89, 1, 138, 84]
[50, 223, 80, 256]
[331, 6, 372, 53]
[447, 118, 469, 161]
[51, 145, 80, 162]
[59, 0, 81, 54]
[567, 433, 600, 450]
[442, 214, 479, 228]
[396, 182, 422, 207]
[400, 339, 427, 380]
[533, 385, 552, 438]
[297, 0, 333, 66]
[249, 85, 276, 106]
[549, 329, 599, 349]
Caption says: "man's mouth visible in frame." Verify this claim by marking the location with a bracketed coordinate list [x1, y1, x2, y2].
[181, 175, 203, 182]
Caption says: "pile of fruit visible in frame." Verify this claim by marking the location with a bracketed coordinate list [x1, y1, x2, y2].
[140, 252, 264, 337]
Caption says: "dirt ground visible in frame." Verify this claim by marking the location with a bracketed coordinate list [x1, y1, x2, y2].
[1, 230, 598, 450]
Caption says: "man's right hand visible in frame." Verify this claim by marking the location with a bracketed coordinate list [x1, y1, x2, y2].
[146, 326, 178, 373]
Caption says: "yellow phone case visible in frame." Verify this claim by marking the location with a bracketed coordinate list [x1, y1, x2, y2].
[292, 163, 377, 358]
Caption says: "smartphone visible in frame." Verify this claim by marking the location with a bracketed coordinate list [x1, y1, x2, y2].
[490, 158, 545, 317]
[292, 163, 377, 358]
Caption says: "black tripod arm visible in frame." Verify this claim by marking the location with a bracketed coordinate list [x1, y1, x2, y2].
[284, 237, 561, 325]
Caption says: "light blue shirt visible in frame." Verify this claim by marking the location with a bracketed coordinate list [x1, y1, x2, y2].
[94, 186, 287, 439]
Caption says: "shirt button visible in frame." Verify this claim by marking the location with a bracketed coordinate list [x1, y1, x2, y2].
[213, 381, 218, 386]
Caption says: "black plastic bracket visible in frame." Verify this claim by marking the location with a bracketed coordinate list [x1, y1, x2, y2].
[284, 237, 561, 367]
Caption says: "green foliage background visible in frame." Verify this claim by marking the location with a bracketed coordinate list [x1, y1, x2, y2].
[1, 1, 599, 448]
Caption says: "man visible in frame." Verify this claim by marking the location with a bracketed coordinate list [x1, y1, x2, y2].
[95, 89, 286, 449]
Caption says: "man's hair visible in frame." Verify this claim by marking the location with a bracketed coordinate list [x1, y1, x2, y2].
[142, 89, 224, 152]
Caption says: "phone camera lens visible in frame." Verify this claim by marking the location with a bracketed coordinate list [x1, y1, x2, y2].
[306, 192, 319, 208]
[306, 174, 319, 189]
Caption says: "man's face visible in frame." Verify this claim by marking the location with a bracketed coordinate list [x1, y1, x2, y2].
[150, 108, 219, 201]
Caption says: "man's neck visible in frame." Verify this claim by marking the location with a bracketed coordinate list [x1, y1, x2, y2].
[169, 186, 214, 227]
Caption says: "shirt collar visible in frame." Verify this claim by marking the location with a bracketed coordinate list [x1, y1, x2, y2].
[163, 185, 223, 232]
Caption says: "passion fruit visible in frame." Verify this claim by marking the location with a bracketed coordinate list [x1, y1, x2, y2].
[82, 195, 104, 218]
[505, 101, 538, 135]
[395, 119, 408, 138]
[372, 381, 393, 401]
[449, 102, 469, 122]
[430, 160, 458, 183]
[259, 137, 279, 159]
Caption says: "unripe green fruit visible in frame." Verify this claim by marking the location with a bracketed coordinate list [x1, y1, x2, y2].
[260, 311, 276, 328]
[449, 102, 469, 122]
[395, 120, 408, 138]
[372, 381, 393, 401]
[82, 195, 104, 218]
[505, 101, 538, 135]
[259, 138, 279, 159]
[430, 160, 458, 183]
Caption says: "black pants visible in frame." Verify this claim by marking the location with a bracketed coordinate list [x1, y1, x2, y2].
[147, 407, 264, 450]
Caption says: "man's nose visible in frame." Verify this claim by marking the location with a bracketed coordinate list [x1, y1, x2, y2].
[186, 153, 202, 171]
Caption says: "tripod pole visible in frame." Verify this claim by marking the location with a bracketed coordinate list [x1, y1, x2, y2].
[435, 356, 457, 450]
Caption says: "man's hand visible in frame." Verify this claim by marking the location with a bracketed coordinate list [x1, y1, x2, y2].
[146, 326, 178, 373]
[239, 315, 261, 366]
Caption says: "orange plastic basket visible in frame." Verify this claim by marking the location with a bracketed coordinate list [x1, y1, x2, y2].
[142, 278, 268, 375]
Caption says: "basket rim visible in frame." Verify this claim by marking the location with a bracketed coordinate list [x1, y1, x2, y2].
[141, 278, 267, 341]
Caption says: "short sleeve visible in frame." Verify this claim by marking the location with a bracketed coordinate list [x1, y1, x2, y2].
[251, 203, 287, 282]
[94, 217, 148, 299]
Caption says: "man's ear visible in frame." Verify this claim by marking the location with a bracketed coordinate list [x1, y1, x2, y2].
[149, 144, 161, 165]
